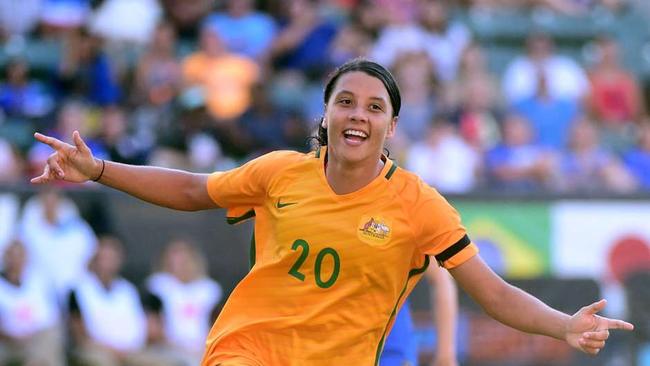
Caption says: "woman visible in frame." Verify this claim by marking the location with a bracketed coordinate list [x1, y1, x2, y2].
[32, 59, 633, 366]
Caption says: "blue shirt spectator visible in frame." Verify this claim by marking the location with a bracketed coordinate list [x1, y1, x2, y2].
[205, 0, 277, 60]
[623, 123, 650, 189]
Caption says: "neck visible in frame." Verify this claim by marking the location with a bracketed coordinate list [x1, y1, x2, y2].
[325, 150, 385, 195]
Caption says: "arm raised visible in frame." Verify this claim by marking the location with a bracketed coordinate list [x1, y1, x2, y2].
[449, 255, 634, 355]
[32, 131, 218, 212]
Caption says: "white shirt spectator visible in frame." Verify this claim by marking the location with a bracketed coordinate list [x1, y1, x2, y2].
[0, 269, 59, 338]
[0, 194, 19, 260]
[147, 272, 222, 354]
[88, 0, 162, 44]
[0, 0, 42, 36]
[502, 54, 589, 104]
[406, 129, 480, 193]
[74, 273, 147, 352]
[19, 195, 97, 301]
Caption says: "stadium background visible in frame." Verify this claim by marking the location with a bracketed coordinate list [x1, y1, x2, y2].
[1, 0, 650, 365]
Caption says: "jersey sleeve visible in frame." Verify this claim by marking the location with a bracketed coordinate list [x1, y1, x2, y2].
[206, 150, 299, 212]
[412, 182, 478, 269]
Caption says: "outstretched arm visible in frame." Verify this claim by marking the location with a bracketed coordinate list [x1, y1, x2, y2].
[449, 255, 634, 355]
[424, 264, 458, 366]
[31, 131, 218, 211]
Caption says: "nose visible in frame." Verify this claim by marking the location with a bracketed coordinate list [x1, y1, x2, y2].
[349, 106, 369, 123]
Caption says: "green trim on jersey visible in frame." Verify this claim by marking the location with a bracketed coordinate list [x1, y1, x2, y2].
[384, 161, 398, 180]
[373, 255, 430, 365]
[227, 209, 256, 225]
[315, 147, 322, 158]
[249, 232, 256, 269]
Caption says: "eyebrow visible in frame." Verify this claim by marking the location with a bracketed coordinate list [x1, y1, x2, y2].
[336, 90, 387, 103]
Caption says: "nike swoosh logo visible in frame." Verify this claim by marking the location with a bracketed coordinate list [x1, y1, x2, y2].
[276, 199, 297, 209]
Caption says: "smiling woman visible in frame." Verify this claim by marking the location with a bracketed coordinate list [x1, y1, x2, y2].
[31, 58, 633, 366]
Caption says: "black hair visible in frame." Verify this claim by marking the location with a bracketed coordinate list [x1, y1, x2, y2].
[314, 58, 401, 147]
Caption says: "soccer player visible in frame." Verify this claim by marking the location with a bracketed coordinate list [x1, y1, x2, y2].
[32, 59, 633, 366]
[380, 265, 458, 366]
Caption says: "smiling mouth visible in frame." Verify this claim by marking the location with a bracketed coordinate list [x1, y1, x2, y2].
[343, 129, 368, 143]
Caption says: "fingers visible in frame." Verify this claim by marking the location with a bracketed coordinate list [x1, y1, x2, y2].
[30, 165, 54, 184]
[604, 317, 634, 331]
[34, 132, 68, 151]
[583, 299, 607, 315]
[47, 153, 65, 179]
[72, 130, 90, 155]
[580, 331, 607, 355]
[582, 346, 601, 355]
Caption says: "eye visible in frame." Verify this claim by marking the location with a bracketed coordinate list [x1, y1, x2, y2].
[336, 98, 352, 106]
[370, 104, 383, 111]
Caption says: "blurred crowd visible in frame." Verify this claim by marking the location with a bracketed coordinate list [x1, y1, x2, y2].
[0, 0, 649, 194]
[0, 188, 223, 366]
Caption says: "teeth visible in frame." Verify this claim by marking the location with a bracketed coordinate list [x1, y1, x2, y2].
[344, 129, 368, 138]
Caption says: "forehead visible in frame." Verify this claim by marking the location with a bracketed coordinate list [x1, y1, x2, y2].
[331, 71, 389, 101]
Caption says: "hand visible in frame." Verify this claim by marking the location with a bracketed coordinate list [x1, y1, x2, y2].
[31, 131, 101, 184]
[565, 299, 634, 355]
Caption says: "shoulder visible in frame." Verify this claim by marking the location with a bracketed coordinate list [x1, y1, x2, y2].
[387, 165, 443, 205]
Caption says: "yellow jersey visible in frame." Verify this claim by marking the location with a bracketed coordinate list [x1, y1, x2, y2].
[203, 147, 478, 366]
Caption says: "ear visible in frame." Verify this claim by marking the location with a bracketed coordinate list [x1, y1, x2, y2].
[385, 116, 398, 139]
[321, 104, 328, 128]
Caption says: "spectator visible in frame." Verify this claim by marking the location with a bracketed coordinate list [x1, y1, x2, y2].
[56, 29, 122, 106]
[328, 21, 373, 67]
[405, 117, 481, 193]
[0, 0, 42, 39]
[146, 238, 222, 366]
[204, 0, 277, 61]
[88, 0, 163, 44]
[586, 36, 642, 152]
[133, 21, 183, 107]
[502, 32, 589, 104]
[159, 0, 213, 38]
[0, 240, 64, 366]
[485, 114, 556, 191]
[0, 194, 19, 257]
[512, 63, 580, 149]
[40, 0, 91, 36]
[623, 121, 650, 190]
[268, 0, 339, 78]
[99, 105, 151, 166]
[391, 52, 440, 146]
[0, 58, 54, 119]
[558, 116, 636, 192]
[181, 26, 260, 122]
[69, 236, 180, 366]
[0, 138, 24, 184]
[19, 188, 98, 301]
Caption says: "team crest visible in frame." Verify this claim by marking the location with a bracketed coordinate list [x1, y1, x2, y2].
[358, 215, 392, 246]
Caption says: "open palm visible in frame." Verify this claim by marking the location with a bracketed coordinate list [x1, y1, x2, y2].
[565, 299, 634, 355]
[31, 131, 100, 184]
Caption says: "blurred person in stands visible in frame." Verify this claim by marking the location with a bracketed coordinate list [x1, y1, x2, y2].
[133, 21, 182, 108]
[512, 59, 580, 150]
[88, 0, 162, 45]
[268, 0, 338, 77]
[586, 35, 643, 153]
[328, 21, 373, 68]
[98, 105, 151, 166]
[0, 193, 20, 256]
[0, 0, 41, 40]
[19, 188, 98, 301]
[405, 116, 481, 194]
[146, 238, 223, 366]
[0, 138, 24, 184]
[0, 240, 65, 366]
[485, 113, 556, 192]
[31, 59, 634, 365]
[159, 0, 213, 39]
[502, 32, 588, 104]
[0, 58, 54, 120]
[558, 116, 636, 192]
[69, 235, 181, 366]
[390, 52, 440, 148]
[204, 0, 277, 62]
[56, 28, 122, 106]
[181, 25, 259, 124]
[623, 120, 650, 190]
[381, 264, 459, 366]
[40, 0, 91, 36]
